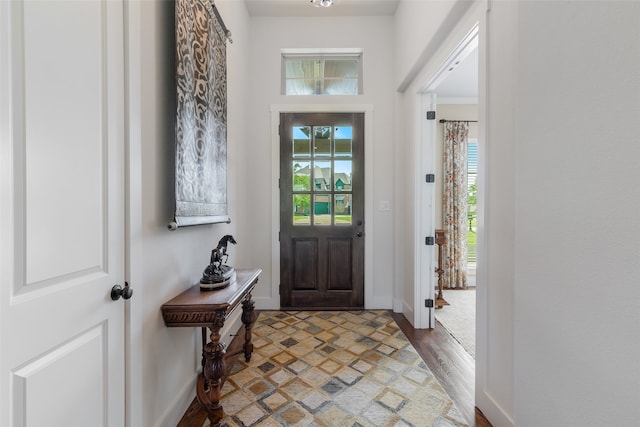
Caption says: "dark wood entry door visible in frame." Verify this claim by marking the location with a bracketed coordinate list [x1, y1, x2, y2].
[280, 112, 365, 309]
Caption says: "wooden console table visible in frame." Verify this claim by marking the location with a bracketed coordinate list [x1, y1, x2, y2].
[161, 269, 261, 427]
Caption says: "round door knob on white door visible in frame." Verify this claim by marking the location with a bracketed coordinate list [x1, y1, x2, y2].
[111, 282, 133, 301]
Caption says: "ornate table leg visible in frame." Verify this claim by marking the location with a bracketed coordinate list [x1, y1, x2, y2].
[196, 309, 227, 427]
[241, 294, 256, 362]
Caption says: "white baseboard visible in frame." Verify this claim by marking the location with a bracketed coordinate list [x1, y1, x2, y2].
[364, 295, 393, 310]
[476, 389, 515, 427]
[255, 296, 279, 310]
[402, 300, 416, 327]
[155, 376, 196, 427]
[255, 296, 394, 311]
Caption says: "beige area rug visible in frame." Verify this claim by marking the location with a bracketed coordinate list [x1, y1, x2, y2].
[434, 289, 476, 358]
[212, 310, 468, 427]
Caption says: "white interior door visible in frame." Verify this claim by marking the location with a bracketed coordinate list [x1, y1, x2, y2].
[0, 1, 127, 426]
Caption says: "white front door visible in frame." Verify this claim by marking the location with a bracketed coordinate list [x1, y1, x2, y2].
[0, 1, 127, 426]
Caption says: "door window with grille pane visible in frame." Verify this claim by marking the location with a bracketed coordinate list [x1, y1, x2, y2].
[291, 125, 355, 226]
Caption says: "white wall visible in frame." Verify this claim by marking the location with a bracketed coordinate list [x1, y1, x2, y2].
[480, 2, 516, 424]
[512, 1, 640, 425]
[136, 1, 251, 425]
[219, 1, 253, 257]
[393, 84, 418, 317]
[394, 1, 516, 425]
[394, 0, 475, 91]
[246, 15, 396, 309]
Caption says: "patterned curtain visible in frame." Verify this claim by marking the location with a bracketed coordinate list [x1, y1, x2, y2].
[442, 121, 469, 288]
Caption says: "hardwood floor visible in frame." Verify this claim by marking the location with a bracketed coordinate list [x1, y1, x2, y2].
[391, 313, 492, 427]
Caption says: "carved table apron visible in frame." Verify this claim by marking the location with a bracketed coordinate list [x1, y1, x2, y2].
[161, 269, 261, 427]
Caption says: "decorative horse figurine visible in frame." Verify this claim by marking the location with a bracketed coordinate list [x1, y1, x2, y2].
[200, 235, 237, 289]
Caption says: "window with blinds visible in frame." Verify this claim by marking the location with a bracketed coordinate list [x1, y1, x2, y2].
[282, 51, 362, 95]
[467, 138, 478, 266]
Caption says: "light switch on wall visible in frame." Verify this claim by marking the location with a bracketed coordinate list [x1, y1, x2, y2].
[379, 200, 390, 211]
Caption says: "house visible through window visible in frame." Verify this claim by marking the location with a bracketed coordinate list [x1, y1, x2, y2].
[282, 50, 363, 95]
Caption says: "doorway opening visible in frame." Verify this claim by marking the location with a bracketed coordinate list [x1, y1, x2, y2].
[269, 105, 374, 311]
[435, 126, 478, 358]
[423, 28, 479, 359]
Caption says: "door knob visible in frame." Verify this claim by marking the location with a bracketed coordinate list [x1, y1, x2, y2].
[111, 282, 133, 301]
[356, 232, 363, 237]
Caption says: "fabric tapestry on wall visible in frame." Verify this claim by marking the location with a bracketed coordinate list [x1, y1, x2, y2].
[173, 0, 232, 227]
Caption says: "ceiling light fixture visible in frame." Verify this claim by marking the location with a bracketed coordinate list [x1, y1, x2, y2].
[310, 0, 333, 7]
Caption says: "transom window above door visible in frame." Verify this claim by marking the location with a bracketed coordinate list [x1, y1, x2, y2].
[281, 49, 363, 95]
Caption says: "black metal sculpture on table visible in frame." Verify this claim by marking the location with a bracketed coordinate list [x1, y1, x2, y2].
[200, 235, 237, 290]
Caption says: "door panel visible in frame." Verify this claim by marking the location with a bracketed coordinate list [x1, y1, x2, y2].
[22, 0, 105, 287]
[327, 238, 352, 290]
[12, 325, 106, 426]
[280, 113, 364, 309]
[1, 1, 126, 425]
[292, 238, 318, 289]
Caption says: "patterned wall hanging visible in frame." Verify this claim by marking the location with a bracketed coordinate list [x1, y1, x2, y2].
[172, 0, 232, 228]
